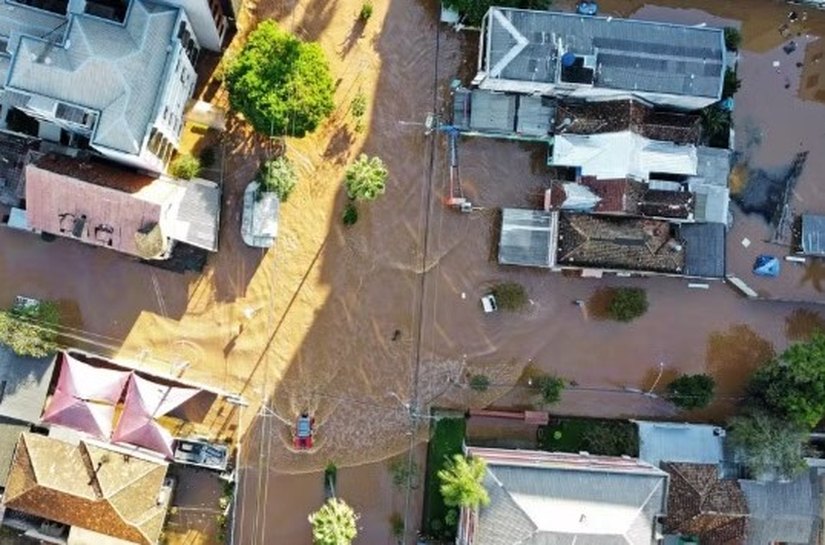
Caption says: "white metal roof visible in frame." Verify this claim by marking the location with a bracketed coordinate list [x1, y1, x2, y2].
[553, 131, 698, 180]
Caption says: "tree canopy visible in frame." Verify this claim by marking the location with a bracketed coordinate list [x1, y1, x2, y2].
[607, 287, 648, 322]
[226, 21, 334, 137]
[442, 0, 552, 27]
[438, 454, 490, 509]
[748, 334, 825, 428]
[0, 300, 60, 358]
[308, 498, 358, 545]
[344, 154, 387, 201]
[728, 410, 808, 480]
[667, 373, 715, 410]
[257, 156, 298, 202]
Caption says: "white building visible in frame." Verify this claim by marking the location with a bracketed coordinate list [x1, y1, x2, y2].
[0, 0, 232, 173]
[476, 8, 726, 110]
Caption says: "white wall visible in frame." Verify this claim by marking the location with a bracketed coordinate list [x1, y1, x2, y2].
[155, 0, 223, 51]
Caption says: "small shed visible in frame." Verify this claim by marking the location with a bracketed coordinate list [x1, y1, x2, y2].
[800, 214, 825, 257]
[498, 208, 558, 268]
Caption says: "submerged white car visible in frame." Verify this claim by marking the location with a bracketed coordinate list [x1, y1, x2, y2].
[241, 181, 279, 248]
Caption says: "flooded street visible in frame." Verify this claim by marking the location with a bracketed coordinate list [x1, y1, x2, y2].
[5, 0, 825, 542]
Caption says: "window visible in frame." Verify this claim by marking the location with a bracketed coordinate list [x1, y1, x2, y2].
[0, 39, 8, 55]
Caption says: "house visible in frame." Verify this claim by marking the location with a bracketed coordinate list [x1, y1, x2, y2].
[457, 446, 669, 545]
[739, 461, 825, 545]
[499, 208, 726, 278]
[22, 153, 220, 259]
[664, 462, 748, 544]
[1, 432, 173, 545]
[475, 8, 726, 110]
[0, 0, 222, 173]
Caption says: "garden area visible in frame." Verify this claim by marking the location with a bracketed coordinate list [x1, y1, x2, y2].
[537, 417, 639, 457]
[421, 414, 466, 542]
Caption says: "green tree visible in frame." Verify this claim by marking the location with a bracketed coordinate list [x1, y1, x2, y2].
[308, 498, 359, 545]
[729, 410, 808, 479]
[533, 374, 565, 406]
[257, 156, 298, 202]
[169, 154, 201, 180]
[607, 287, 648, 322]
[667, 373, 716, 410]
[469, 374, 491, 392]
[749, 334, 825, 428]
[722, 68, 742, 99]
[344, 154, 388, 201]
[491, 282, 528, 311]
[0, 300, 60, 358]
[700, 106, 732, 147]
[724, 27, 742, 51]
[437, 454, 490, 509]
[226, 21, 334, 137]
[442, 0, 552, 27]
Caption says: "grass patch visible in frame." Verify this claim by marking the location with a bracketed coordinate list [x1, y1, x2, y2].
[422, 416, 466, 541]
[537, 418, 638, 457]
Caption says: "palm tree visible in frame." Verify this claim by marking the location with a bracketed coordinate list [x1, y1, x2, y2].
[344, 154, 388, 201]
[308, 498, 359, 545]
[437, 454, 490, 509]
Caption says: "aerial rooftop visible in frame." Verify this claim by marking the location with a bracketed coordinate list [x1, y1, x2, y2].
[480, 8, 725, 101]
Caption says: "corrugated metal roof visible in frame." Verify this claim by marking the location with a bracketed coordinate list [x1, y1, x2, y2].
[681, 222, 725, 278]
[169, 178, 220, 251]
[740, 467, 822, 545]
[7, 0, 180, 154]
[498, 208, 557, 268]
[635, 421, 725, 468]
[802, 214, 825, 257]
[0, 347, 56, 424]
[486, 8, 724, 98]
[553, 131, 698, 180]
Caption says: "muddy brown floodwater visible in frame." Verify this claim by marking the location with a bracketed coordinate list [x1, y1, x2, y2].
[6, 0, 825, 542]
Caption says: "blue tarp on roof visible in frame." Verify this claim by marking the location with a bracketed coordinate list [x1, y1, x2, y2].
[753, 255, 780, 277]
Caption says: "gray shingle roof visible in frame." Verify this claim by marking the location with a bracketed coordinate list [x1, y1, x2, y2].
[0, 347, 56, 424]
[469, 448, 668, 545]
[740, 467, 823, 545]
[499, 208, 558, 268]
[7, 0, 179, 154]
[681, 222, 725, 278]
[486, 8, 725, 98]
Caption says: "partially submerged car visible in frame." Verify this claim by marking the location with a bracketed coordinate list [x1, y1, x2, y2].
[241, 181, 279, 248]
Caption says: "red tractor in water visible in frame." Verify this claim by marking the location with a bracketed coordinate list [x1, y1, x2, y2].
[293, 412, 315, 450]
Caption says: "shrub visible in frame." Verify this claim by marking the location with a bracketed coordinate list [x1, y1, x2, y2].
[345, 154, 387, 201]
[351, 91, 367, 119]
[388, 459, 418, 490]
[308, 498, 358, 545]
[389, 512, 404, 539]
[490, 282, 527, 311]
[343, 202, 359, 225]
[729, 410, 808, 480]
[469, 374, 490, 392]
[226, 21, 334, 137]
[169, 154, 201, 180]
[199, 147, 217, 169]
[667, 373, 716, 410]
[607, 287, 648, 322]
[0, 300, 60, 358]
[442, 0, 552, 26]
[724, 27, 742, 51]
[359, 1, 373, 21]
[257, 156, 298, 202]
[533, 374, 565, 406]
[722, 68, 742, 99]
